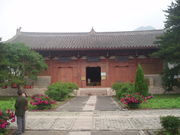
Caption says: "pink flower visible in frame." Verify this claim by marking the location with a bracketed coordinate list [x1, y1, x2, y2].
[44, 101, 49, 104]
[35, 97, 41, 101]
[1, 122, 8, 128]
[120, 93, 144, 105]
[10, 112, 15, 118]
[30, 94, 55, 109]
[6, 109, 10, 114]
[11, 118, 16, 123]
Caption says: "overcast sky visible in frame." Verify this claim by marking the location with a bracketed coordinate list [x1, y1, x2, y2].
[0, 0, 173, 41]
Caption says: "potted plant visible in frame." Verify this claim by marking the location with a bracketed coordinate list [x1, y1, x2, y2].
[1, 85, 8, 89]
[11, 83, 18, 88]
[24, 85, 32, 89]
[0, 82, 8, 89]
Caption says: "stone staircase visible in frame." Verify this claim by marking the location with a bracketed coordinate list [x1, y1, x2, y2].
[76, 88, 114, 96]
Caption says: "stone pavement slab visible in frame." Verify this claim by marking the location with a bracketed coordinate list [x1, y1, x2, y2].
[95, 96, 121, 111]
[19, 130, 149, 135]
[69, 131, 91, 135]
[91, 131, 142, 135]
[22, 131, 67, 135]
[56, 96, 122, 112]
[56, 97, 89, 112]
[83, 96, 96, 111]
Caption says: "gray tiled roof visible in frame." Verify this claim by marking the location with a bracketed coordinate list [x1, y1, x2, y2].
[7, 29, 163, 50]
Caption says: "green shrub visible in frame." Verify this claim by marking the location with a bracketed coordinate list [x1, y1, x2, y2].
[160, 115, 180, 135]
[46, 82, 78, 101]
[134, 64, 149, 96]
[64, 82, 78, 93]
[121, 83, 134, 94]
[112, 82, 134, 98]
[112, 82, 123, 91]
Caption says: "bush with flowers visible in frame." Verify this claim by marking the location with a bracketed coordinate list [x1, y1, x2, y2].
[30, 94, 56, 110]
[0, 109, 15, 134]
[120, 93, 145, 109]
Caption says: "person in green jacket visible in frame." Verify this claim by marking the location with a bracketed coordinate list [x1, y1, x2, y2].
[15, 90, 28, 135]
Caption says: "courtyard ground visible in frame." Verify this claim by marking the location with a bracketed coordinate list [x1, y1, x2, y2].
[10, 96, 180, 135]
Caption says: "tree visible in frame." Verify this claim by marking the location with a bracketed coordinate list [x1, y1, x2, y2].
[161, 63, 179, 91]
[134, 64, 149, 96]
[153, 0, 180, 90]
[0, 43, 9, 87]
[0, 43, 47, 89]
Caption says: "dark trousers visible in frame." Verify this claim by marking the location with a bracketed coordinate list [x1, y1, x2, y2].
[16, 115, 25, 135]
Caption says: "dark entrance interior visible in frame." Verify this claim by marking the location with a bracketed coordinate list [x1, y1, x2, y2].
[86, 67, 101, 86]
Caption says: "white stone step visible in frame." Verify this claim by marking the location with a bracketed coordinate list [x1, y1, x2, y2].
[77, 88, 113, 96]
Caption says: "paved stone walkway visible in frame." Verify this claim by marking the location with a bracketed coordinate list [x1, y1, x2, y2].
[18, 130, 148, 135]
[10, 96, 180, 135]
[56, 97, 89, 112]
[56, 96, 120, 112]
[95, 96, 121, 111]
[10, 109, 180, 131]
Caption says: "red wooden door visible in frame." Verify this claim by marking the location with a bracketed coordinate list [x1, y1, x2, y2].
[58, 67, 73, 82]
[111, 65, 130, 84]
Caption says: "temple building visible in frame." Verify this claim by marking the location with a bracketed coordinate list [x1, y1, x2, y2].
[7, 28, 164, 94]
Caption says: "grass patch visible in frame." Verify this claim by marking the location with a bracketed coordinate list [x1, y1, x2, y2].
[0, 96, 74, 111]
[155, 130, 180, 135]
[0, 96, 16, 111]
[0, 129, 15, 135]
[140, 94, 180, 109]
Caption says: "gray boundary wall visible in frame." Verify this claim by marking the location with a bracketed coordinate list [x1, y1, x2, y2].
[0, 76, 51, 96]
[33, 76, 51, 88]
[145, 74, 180, 94]
[145, 74, 165, 94]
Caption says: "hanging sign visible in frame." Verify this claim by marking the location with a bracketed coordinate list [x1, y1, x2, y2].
[101, 72, 106, 76]
[101, 76, 106, 80]
[81, 76, 86, 81]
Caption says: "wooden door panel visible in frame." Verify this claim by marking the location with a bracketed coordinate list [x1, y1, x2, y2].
[58, 67, 73, 82]
[111, 66, 130, 83]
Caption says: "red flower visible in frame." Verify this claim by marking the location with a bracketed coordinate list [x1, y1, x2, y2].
[120, 93, 145, 105]
[30, 94, 55, 110]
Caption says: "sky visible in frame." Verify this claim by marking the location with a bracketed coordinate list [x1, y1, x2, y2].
[0, 0, 174, 41]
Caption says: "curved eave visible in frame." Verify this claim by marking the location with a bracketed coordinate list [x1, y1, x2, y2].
[33, 46, 159, 51]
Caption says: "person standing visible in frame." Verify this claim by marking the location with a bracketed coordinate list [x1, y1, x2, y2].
[15, 90, 28, 135]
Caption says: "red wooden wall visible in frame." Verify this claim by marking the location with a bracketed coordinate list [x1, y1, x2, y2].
[40, 58, 163, 87]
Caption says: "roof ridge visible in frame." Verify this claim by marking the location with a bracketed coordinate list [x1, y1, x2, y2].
[19, 29, 163, 36]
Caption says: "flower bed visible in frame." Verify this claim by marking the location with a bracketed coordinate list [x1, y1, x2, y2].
[30, 94, 56, 110]
[0, 110, 15, 134]
[120, 93, 145, 109]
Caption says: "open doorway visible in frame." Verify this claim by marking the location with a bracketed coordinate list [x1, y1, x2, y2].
[86, 67, 101, 86]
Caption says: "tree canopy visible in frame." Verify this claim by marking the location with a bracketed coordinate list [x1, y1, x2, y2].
[153, 0, 180, 90]
[0, 42, 47, 88]
[154, 0, 180, 62]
